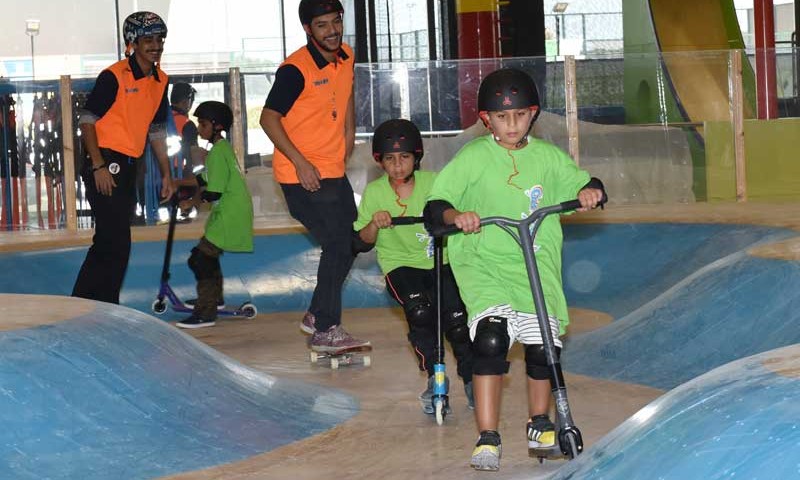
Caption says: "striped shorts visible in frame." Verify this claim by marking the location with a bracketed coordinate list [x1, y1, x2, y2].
[468, 304, 562, 348]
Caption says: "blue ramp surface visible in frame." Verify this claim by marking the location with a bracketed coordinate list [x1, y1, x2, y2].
[0, 301, 358, 480]
[551, 345, 800, 479]
[563, 246, 800, 390]
[0, 234, 391, 319]
[561, 223, 794, 319]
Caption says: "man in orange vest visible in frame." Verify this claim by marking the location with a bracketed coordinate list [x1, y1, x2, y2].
[260, 0, 369, 352]
[72, 11, 175, 304]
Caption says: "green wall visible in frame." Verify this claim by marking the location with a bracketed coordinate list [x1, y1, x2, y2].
[705, 118, 800, 200]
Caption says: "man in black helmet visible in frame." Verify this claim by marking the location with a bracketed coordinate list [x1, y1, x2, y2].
[72, 11, 175, 304]
[260, 0, 369, 352]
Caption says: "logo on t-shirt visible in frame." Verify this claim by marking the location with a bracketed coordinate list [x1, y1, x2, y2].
[524, 185, 544, 253]
[525, 185, 543, 211]
[416, 232, 434, 258]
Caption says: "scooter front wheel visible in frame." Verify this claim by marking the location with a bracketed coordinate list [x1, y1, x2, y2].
[152, 298, 168, 315]
[434, 399, 445, 425]
[559, 428, 583, 459]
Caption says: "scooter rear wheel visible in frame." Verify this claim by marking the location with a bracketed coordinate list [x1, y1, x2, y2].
[240, 303, 258, 318]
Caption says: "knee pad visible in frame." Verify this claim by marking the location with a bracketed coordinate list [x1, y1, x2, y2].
[472, 317, 510, 375]
[444, 311, 470, 345]
[403, 294, 433, 328]
[188, 247, 219, 281]
[524, 344, 561, 380]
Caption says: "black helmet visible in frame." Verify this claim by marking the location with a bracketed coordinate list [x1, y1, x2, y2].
[299, 0, 344, 25]
[477, 68, 540, 120]
[123, 11, 167, 46]
[194, 101, 233, 132]
[372, 119, 424, 169]
[170, 83, 196, 105]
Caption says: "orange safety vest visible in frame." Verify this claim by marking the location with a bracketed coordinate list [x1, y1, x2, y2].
[272, 43, 354, 184]
[172, 110, 189, 138]
[94, 59, 168, 158]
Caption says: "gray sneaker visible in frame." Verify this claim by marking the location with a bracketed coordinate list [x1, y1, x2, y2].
[464, 381, 475, 410]
[300, 311, 316, 334]
[310, 325, 370, 352]
[419, 375, 450, 415]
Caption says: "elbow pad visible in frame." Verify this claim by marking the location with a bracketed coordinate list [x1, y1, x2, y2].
[423, 200, 454, 228]
[351, 230, 375, 255]
[201, 191, 222, 203]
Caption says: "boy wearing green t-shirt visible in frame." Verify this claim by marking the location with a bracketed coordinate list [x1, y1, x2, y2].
[354, 119, 474, 413]
[177, 101, 254, 329]
[425, 69, 605, 471]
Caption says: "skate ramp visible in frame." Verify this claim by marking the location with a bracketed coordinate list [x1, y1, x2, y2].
[0, 295, 358, 480]
[551, 344, 800, 479]
[1, 223, 798, 391]
[561, 224, 800, 390]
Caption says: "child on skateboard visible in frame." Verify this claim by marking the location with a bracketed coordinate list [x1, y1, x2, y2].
[424, 68, 606, 471]
[176, 101, 254, 329]
[354, 118, 474, 412]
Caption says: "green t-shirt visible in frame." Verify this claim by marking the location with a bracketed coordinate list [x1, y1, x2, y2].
[354, 170, 437, 274]
[428, 135, 590, 332]
[202, 138, 254, 252]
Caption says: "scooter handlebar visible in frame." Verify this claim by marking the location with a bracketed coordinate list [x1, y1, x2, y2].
[390, 216, 424, 226]
[428, 196, 605, 237]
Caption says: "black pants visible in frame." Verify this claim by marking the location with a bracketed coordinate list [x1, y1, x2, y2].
[72, 149, 137, 304]
[281, 177, 357, 332]
[386, 265, 474, 382]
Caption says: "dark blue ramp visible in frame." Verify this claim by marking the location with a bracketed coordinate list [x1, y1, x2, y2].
[0, 234, 391, 320]
[563, 253, 800, 389]
[0, 301, 358, 480]
[561, 223, 794, 319]
[551, 345, 800, 479]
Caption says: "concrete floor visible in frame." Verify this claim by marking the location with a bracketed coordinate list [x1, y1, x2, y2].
[162, 307, 662, 480]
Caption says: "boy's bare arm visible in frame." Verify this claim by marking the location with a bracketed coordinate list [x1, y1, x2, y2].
[358, 210, 392, 244]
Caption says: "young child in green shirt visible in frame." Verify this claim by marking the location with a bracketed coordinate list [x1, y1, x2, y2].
[354, 119, 474, 413]
[177, 101, 254, 329]
[425, 69, 605, 471]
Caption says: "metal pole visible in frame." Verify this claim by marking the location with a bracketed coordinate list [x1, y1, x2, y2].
[279, 0, 287, 59]
[30, 36, 35, 80]
[555, 16, 560, 56]
[115, 0, 122, 59]
[426, 0, 437, 60]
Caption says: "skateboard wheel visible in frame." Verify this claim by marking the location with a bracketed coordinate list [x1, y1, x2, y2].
[362, 355, 371, 367]
[330, 358, 339, 369]
[310, 352, 319, 362]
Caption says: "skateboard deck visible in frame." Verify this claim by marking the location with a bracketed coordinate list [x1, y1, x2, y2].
[309, 346, 372, 369]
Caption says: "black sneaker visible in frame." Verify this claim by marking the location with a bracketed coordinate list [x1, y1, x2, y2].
[176, 315, 216, 329]
[527, 414, 556, 448]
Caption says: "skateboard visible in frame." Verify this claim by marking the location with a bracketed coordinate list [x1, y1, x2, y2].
[309, 345, 372, 369]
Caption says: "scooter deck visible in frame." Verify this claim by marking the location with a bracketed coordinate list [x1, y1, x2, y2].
[529, 444, 567, 464]
[309, 346, 372, 369]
